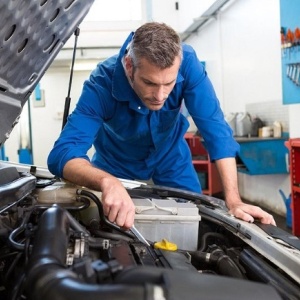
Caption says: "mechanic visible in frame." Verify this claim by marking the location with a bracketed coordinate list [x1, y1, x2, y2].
[48, 22, 276, 229]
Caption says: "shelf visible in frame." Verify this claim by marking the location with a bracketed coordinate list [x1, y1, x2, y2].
[290, 139, 300, 147]
[293, 185, 300, 193]
[192, 160, 209, 165]
[185, 133, 222, 196]
[286, 138, 300, 236]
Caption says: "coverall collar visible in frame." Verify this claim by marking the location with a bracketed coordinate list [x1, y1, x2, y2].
[112, 32, 148, 114]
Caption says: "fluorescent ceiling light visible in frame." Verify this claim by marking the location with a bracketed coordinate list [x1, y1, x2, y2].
[73, 62, 98, 71]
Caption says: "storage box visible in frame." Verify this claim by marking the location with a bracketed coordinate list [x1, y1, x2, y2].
[133, 198, 201, 251]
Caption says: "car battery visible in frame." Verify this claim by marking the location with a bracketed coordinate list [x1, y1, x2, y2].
[132, 197, 201, 251]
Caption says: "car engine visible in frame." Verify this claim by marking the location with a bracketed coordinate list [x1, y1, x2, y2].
[0, 163, 300, 300]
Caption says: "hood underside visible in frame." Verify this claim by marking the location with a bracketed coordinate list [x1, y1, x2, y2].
[0, 0, 94, 146]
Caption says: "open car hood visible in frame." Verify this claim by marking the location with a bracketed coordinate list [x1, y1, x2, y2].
[0, 0, 94, 146]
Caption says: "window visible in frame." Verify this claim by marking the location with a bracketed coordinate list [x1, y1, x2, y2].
[84, 0, 142, 22]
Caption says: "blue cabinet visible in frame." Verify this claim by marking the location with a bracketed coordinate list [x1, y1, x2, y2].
[236, 138, 288, 175]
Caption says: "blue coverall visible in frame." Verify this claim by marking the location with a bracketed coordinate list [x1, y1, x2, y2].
[47, 32, 240, 193]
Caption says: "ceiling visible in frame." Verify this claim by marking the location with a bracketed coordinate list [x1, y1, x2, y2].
[51, 0, 233, 70]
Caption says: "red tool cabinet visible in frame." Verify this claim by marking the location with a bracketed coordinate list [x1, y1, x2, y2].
[184, 133, 223, 196]
[286, 138, 300, 236]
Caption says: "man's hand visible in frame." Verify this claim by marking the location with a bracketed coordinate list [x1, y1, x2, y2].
[228, 202, 276, 225]
[63, 158, 136, 229]
[215, 157, 276, 226]
[100, 177, 136, 229]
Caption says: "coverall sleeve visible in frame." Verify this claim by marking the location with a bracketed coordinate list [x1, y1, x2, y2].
[181, 45, 240, 161]
[47, 68, 114, 178]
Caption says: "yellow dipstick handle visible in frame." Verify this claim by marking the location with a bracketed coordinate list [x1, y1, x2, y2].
[154, 239, 178, 251]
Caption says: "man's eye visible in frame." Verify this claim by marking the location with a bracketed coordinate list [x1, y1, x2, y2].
[145, 81, 155, 86]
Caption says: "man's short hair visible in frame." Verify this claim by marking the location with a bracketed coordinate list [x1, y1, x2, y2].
[127, 22, 182, 69]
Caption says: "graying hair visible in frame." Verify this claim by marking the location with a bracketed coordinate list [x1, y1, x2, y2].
[127, 22, 182, 69]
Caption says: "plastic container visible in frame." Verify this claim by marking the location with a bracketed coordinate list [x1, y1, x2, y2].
[225, 113, 237, 136]
[273, 121, 282, 138]
[35, 182, 79, 203]
[250, 117, 264, 137]
[279, 189, 292, 228]
[36, 182, 102, 204]
[133, 198, 201, 251]
[285, 196, 292, 228]
[235, 112, 252, 137]
[261, 126, 273, 137]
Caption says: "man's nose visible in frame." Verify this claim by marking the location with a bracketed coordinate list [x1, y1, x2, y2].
[153, 85, 165, 101]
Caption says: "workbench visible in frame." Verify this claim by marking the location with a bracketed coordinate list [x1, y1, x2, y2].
[236, 137, 289, 175]
[185, 134, 288, 196]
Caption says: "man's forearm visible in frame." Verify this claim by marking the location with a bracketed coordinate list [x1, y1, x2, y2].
[63, 158, 116, 191]
[215, 157, 242, 209]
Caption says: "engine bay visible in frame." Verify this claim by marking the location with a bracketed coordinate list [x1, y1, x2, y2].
[0, 163, 300, 300]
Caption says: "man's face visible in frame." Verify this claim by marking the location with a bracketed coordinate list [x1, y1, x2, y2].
[124, 55, 181, 111]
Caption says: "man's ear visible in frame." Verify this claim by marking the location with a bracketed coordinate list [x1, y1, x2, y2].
[124, 55, 133, 78]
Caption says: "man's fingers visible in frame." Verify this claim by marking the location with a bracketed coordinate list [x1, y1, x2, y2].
[103, 199, 135, 229]
[229, 204, 276, 226]
[107, 205, 118, 223]
[115, 206, 134, 229]
[260, 213, 276, 226]
[230, 208, 254, 223]
[122, 208, 136, 230]
[244, 206, 276, 225]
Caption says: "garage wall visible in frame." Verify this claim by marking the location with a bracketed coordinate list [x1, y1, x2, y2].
[184, 0, 282, 112]
[181, 0, 293, 215]
[4, 69, 91, 166]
